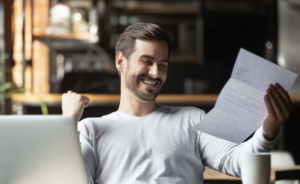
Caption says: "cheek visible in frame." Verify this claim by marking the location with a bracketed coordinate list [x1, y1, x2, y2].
[125, 65, 139, 77]
[161, 69, 168, 79]
[132, 63, 147, 73]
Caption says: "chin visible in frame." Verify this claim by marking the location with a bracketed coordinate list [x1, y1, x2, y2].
[125, 73, 164, 101]
[136, 89, 159, 101]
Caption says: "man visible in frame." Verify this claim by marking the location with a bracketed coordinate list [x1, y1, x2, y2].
[62, 22, 292, 184]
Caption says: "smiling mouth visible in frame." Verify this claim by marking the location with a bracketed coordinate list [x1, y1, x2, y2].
[141, 79, 158, 87]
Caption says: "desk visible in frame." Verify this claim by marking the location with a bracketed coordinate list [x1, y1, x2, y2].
[203, 165, 300, 182]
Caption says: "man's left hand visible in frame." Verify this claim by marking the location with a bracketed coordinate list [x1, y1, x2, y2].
[263, 83, 293, 141]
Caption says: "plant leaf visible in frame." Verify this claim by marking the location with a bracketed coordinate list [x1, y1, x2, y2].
[0, 82, 13, 92]
[4, 88, 25, 99]
[40, 101, 49, 115]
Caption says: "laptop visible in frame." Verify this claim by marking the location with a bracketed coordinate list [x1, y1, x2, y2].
[0, 115, 88, 184]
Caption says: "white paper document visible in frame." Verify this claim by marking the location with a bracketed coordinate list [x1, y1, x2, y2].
[194, 48, 298, 143]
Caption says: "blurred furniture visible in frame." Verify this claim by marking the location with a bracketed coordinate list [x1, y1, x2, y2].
[203, 166, 300, 183]
[271, 151, 299, 184]
[10, 93, 217, 115]
[109, 0, 203, 64]
[11, 0, 106, 95]
[12, 0, 24, 88]
[11, 94, 219, 108]
[278, 0, 300, 95]
[272, 151, 295, 167]
[11, 93, 300, 108]
[11, 0, 282, 95]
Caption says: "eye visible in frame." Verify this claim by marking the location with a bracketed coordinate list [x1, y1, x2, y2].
[159, 64, 168, 69]
[141, 60, 152, 65]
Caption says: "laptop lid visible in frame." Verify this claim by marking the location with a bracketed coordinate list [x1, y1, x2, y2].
[0, 115, 88, 184]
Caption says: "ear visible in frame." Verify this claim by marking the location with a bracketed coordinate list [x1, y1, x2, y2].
[116, 52, 126, 74]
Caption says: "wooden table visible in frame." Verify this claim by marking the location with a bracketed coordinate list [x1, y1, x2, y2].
[204, 165, 300, 182]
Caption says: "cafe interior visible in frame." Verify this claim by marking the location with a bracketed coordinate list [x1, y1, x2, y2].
[0, 0, 300, 183]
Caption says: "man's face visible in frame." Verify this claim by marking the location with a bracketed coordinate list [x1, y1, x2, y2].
[124, 39, 169, 101]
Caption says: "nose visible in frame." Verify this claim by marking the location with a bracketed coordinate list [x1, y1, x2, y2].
[148, 63, 160, 78]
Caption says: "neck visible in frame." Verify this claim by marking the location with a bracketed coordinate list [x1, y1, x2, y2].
[118, 89, 160, 117]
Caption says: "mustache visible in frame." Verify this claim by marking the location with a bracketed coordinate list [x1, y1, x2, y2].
[139, 74, 162, 83]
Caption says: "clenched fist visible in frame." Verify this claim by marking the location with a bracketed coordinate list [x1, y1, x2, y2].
[62, 91, 90, 123]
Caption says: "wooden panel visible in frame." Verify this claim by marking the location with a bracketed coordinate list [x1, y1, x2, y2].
[11, 94, 300, 106]
[11, 94, 218, 106]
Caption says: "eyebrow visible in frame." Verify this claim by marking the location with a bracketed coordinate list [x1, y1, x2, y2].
[140, 55, 169, 64]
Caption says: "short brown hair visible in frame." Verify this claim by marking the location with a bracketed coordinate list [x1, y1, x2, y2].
[115, 22, 171, 60]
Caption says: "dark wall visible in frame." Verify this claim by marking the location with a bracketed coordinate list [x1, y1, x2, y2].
[284, 105, 300, 164]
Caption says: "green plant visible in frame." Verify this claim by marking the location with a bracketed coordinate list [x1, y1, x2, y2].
[0, 66, 48, 115]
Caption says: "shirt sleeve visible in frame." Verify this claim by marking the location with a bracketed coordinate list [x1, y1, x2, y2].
[78, 120, 97, 184]
[197, 121, 278, 177]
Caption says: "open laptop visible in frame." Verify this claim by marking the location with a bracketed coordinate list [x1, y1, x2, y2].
[0, 115, 88, 184]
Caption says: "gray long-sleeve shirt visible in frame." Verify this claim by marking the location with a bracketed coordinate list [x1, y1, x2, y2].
[78, 106, 277, 184]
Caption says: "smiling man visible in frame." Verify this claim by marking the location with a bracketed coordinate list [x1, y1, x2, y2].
[62, 22, 292, 184]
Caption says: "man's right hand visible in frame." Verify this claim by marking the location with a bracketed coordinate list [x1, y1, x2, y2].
[62, 91, 90, 123]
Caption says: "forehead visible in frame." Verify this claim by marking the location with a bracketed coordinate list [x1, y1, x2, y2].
[133, 39, 169, 59]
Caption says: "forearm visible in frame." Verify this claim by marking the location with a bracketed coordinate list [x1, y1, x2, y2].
[200, 126, 278, 177]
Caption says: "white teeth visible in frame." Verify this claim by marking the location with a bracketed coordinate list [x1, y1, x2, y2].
[143, 80, 156, 86]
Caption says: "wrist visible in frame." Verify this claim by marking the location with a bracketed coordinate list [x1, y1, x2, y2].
[262, 127, 278, 141]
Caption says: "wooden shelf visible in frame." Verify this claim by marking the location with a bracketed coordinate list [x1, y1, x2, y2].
[11, 94, 300, 107]
[112, 2, 199, 14]
[11, 94, 218, 106]
[33, 32, 98, 43]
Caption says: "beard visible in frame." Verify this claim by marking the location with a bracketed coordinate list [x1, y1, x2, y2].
[125, 73, 163, 101]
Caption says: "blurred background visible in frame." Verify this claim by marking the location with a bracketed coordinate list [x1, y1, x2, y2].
[0, 0, 300, 167]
